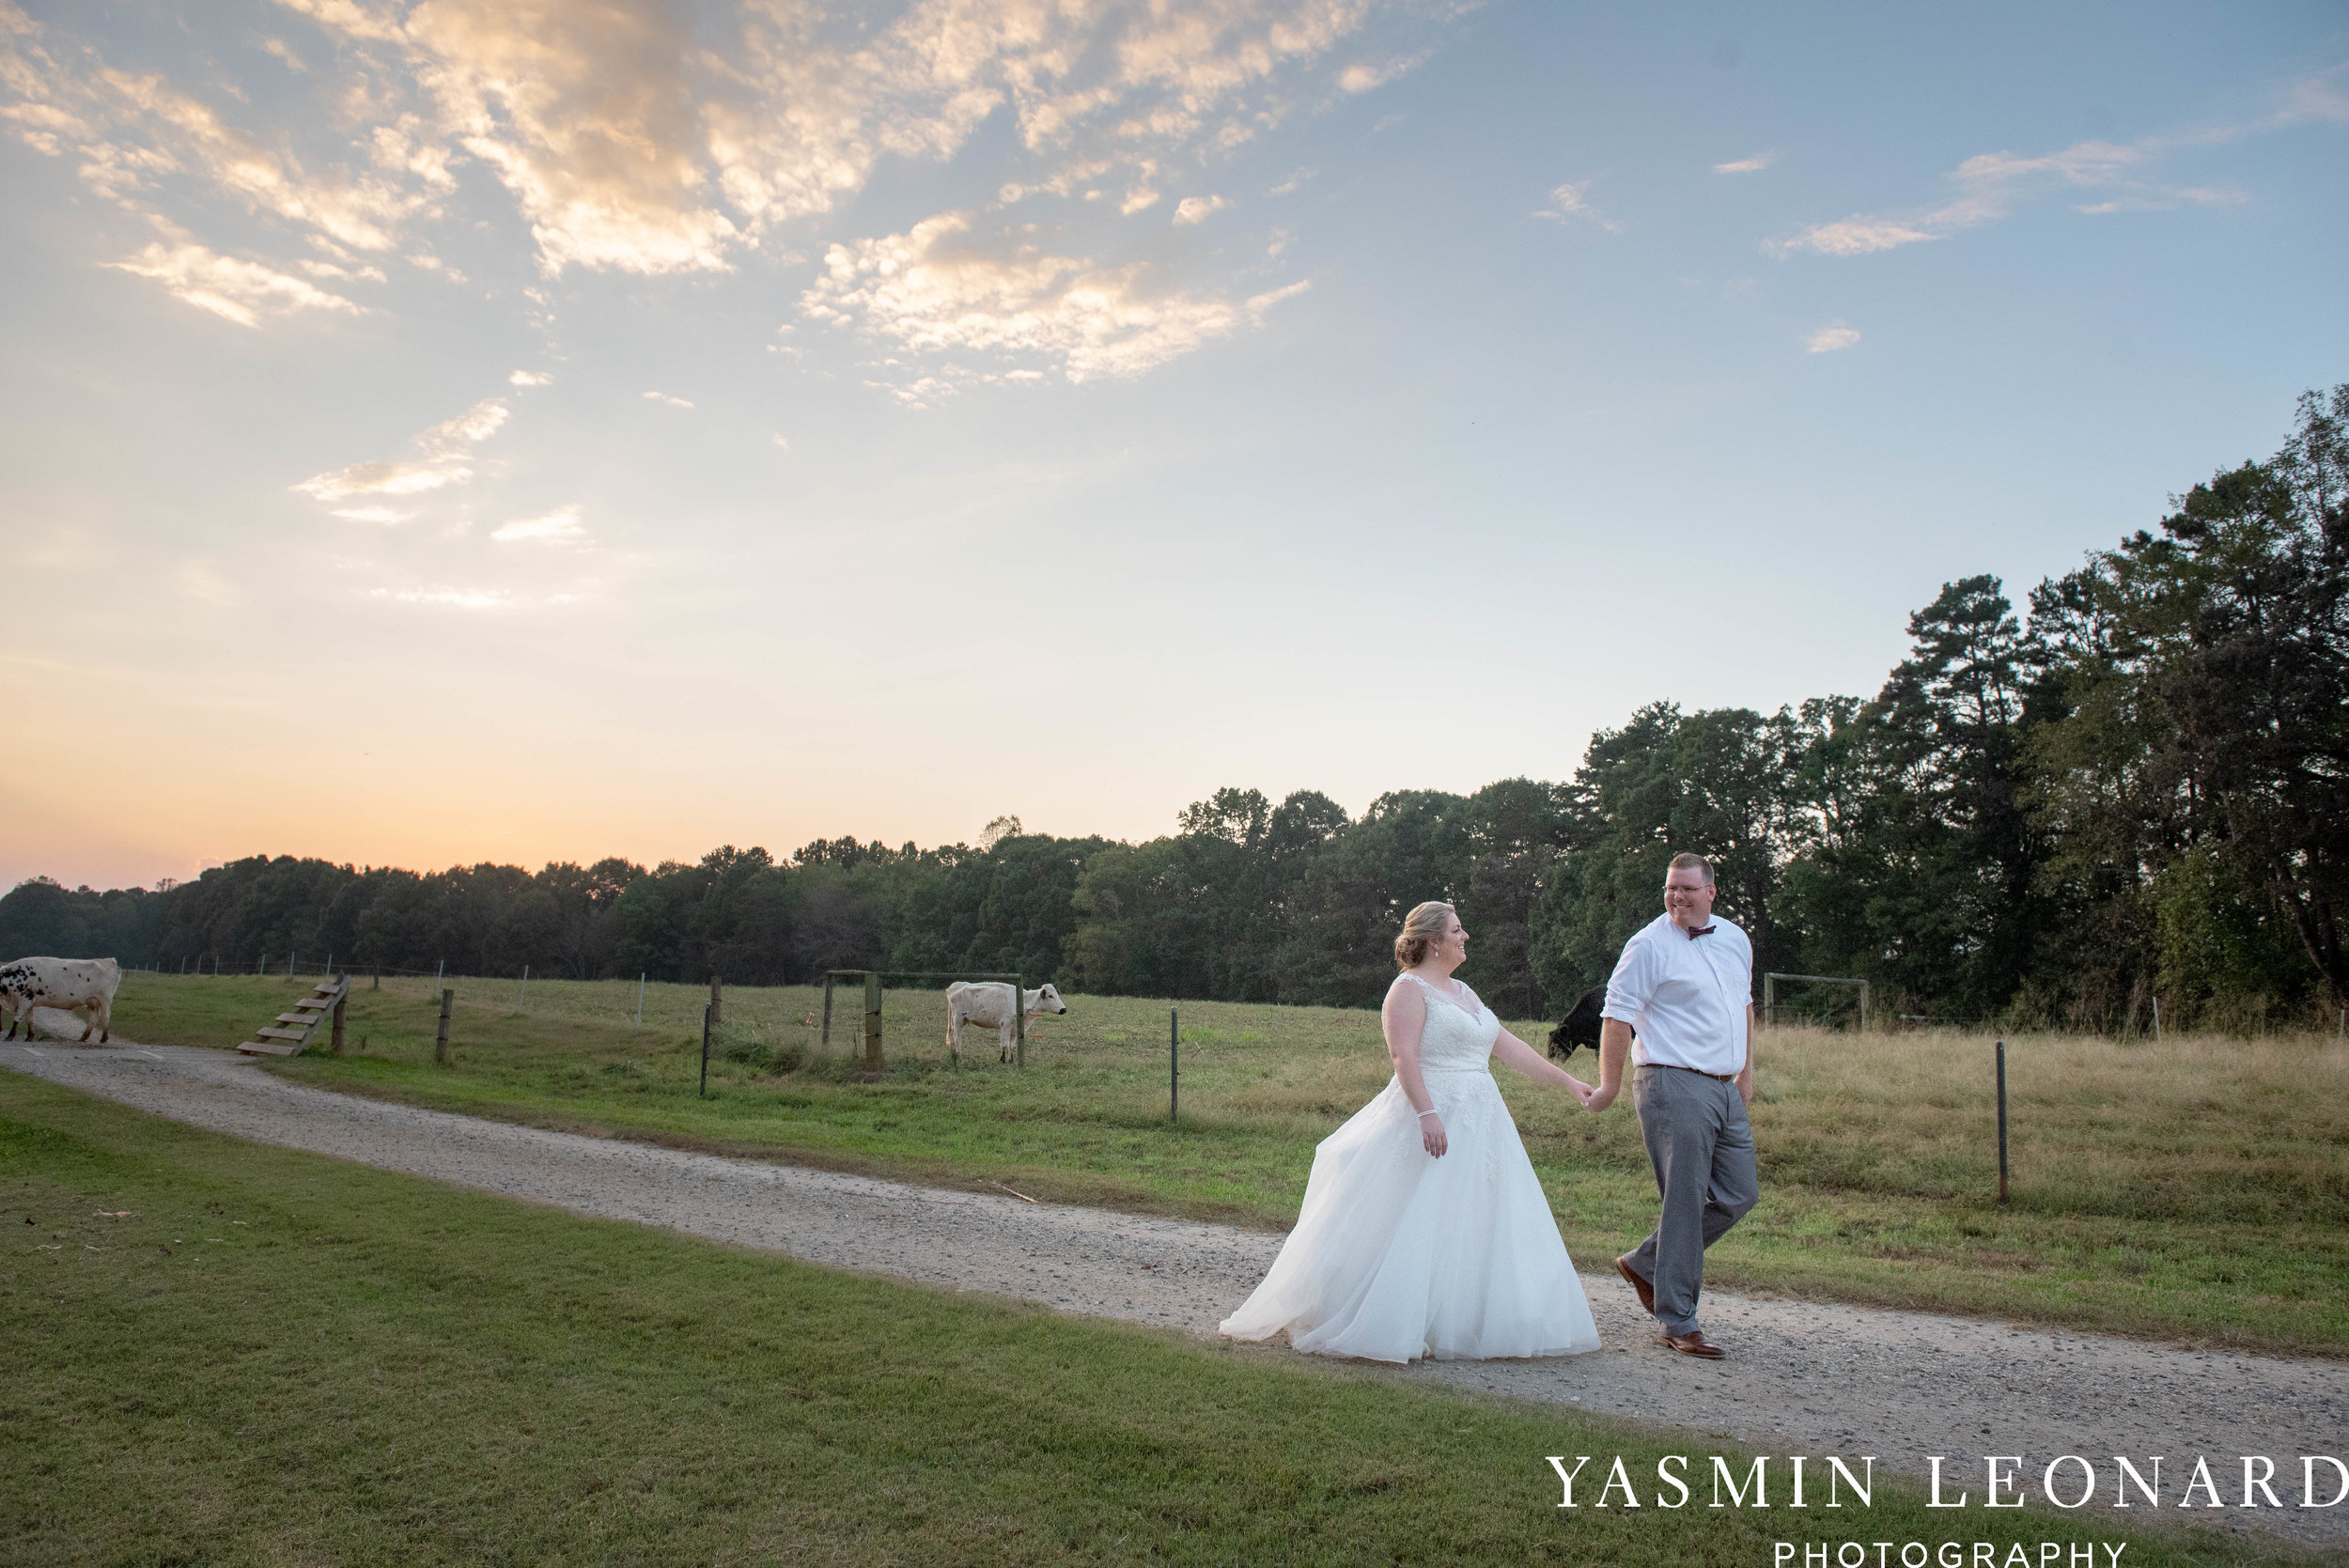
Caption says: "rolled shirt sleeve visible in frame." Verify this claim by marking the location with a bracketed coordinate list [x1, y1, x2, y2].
[1602, 930, 1655, 1027]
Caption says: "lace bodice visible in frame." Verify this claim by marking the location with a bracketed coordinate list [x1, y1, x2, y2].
[1399, 973, 1498, 1074]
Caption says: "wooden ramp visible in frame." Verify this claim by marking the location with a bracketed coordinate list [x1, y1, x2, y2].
[238, 975, 350, 1056]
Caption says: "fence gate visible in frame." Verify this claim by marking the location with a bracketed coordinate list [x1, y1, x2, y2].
[1762, 971, 1870, 1030]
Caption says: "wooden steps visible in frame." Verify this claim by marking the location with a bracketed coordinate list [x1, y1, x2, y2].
[239, 975, 350, 1056]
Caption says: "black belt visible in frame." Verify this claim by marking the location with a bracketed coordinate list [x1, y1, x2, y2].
[1641, 1063, 1736, 1083]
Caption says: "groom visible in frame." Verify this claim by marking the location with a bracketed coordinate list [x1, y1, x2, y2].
[1579, 852, 1758, 1358]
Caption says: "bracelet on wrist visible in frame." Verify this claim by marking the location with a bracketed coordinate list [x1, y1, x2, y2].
[1417, 1109, 1439, 1119]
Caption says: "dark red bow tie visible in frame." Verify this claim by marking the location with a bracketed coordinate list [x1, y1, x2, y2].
[1685, 925, 1716, 939]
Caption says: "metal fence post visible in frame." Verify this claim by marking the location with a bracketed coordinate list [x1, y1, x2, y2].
[434, 988, 453, 1065]
[1995, 1039, 2010, 1204]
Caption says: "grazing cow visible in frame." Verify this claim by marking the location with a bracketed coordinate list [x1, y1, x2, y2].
[0, 956, 122, 1044]
[1547, 986, 1607, 1062]
[946, 981, 1066, 1062]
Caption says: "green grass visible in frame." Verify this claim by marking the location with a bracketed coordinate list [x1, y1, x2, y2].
[98, 971, 2349, 1357]
[1, 1072, 2311, 1568]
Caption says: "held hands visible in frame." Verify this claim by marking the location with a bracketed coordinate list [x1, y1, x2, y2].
[1580, 1082, 1620, 1113]
[1561, 1075, 1596, 1110]
[1418, 1109, 1447, 1158]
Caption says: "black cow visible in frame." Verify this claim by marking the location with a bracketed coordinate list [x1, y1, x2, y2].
[1546, 986, 1607, 1062]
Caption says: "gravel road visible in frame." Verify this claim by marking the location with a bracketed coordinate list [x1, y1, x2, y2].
[8, 1036, 2342, 1552]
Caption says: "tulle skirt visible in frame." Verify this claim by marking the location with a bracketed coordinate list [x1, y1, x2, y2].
[1220, 1069, 1601, 1363]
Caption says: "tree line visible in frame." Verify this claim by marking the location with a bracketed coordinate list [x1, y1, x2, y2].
[7, 387, 2341, 1032]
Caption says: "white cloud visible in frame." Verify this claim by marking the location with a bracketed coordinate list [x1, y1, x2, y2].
[643, 390, 693, 408]
[1806, 324, 1860, 353]
[490, 505, 585, 543]
[331, 505, 412, 524]
[1269, 166, 1315, 195]
[509, 369, 552, 387]
[255, 0, 1403, 281]
[1772, 116, 2278, 257]
[1339, 58, 1416, 94]
[1173, 194, 1229, 226]
[291, 397, 510, 502]
[770, 433, 792, 451]
[802, 209, 1309, 385]
[372, 586, 513, 611]
[102, 239, 365, 327]
[173, 561, 241, 606]
[2276, 62, 2349, 125]
[1534, 179, 1619, 232]
[1714, 153, 1773, 174]
[7, 0, 1431, 379]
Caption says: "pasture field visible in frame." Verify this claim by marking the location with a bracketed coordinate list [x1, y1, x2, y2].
[102, 971, 2349, 1357]
[1, 1073, 2302, 1568]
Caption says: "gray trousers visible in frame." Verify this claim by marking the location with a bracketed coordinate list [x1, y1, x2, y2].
[1626, 1064, 1758, 1337]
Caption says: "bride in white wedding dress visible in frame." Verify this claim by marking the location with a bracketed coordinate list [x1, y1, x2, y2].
[1220, 901, 1603, 1363]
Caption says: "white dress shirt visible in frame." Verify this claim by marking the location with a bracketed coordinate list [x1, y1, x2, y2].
[1601, 911, 1752, 1076]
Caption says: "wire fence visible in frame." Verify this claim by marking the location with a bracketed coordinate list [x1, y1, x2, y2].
[112, 957, 2349, 1045]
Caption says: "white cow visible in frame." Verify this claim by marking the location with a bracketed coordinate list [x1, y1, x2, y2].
[945, 981, 1066, 1062]
[0, 956, 122, 1044]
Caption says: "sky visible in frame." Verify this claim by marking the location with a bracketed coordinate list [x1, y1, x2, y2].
[3, 0, 2345, 893]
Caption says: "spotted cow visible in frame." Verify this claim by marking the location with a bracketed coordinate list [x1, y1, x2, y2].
[0, 956, 122, 1044]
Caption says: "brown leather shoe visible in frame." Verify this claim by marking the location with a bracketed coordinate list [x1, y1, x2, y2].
[1658, 1329, 1725, 1358]
[1615, 1254, 1656, 1316]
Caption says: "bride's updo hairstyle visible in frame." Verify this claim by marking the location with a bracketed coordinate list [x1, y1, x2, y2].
[1393, 901, 1455, 970]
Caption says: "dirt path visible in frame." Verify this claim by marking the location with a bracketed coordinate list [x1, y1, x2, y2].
[8, 1038, 2342, 1553]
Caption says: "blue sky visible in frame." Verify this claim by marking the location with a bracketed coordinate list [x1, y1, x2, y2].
[3, 0, 2344, 891]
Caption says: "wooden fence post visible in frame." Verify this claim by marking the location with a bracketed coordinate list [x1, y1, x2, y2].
[331, 991, 347, 1054]
[821, 974, 834, 1048]
[700, 1003, 712, 1098]
[434, 988, 453, 1065]
[710, 974, 723, 1027]
[863, 971, 883, 1075]
[1170, 1007, 1179, 1124]
[1014, 973, 1026, 1067]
